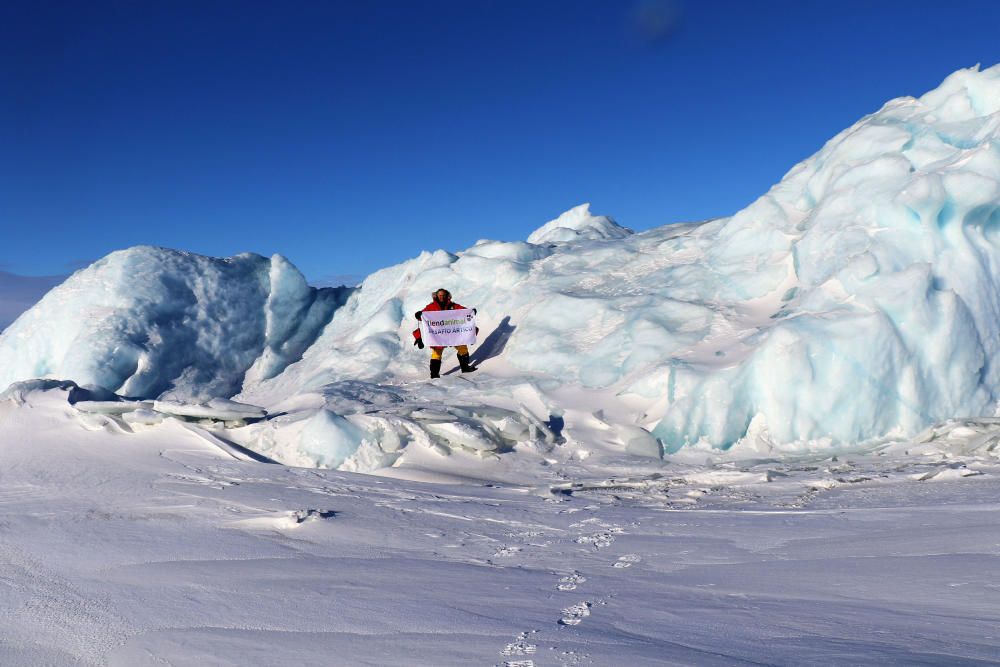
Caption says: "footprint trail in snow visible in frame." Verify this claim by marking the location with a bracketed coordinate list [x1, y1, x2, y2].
[558, 601, 593, 626]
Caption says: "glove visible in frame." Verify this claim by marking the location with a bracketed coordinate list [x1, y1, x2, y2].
[473, 308, 477, 315]
[414, 311, 423, 320]
[414, 338, 424, 349]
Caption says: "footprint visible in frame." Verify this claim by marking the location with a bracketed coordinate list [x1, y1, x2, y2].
[575, 527, 622, 549]
[501, 630, 538, 667]
[613, 554, 641, 568]
[501, 632, 537, 655]
[226, 509, 335, 530]
[507, 530, 544, 539]
[556, 572, 587, 591]
[165, 473, 238, 488]
[557, 648, 589, 667]
[558, 601, 592, 626]
[569, 518, 603, 527]
[493, 545, 522, 558]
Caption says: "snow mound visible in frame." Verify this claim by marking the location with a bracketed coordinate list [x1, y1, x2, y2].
[0, 247, 351, 400]
[527, 203, 633, 244]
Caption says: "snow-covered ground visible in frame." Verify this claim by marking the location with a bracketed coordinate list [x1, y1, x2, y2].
[2, 387, 999, 665]
[4, 65, 1000, 665]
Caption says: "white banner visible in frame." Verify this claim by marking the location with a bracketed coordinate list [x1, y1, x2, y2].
[421, 308, 477, 347]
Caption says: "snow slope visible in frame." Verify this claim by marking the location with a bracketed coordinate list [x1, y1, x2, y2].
[4, 65, 1000, 468]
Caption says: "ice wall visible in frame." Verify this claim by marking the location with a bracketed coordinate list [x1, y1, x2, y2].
[646, 63, 1000, 448]
[0, 247, 350, 400]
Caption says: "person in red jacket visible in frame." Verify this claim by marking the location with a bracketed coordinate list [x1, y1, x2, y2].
[413, 288, 477, 379]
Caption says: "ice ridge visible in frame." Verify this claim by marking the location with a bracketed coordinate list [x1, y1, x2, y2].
[5, 65, 1000, 464]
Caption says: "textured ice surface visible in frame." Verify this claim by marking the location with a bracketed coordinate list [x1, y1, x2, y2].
[5, 66, 1000, 465]
[526, 202, 633, 244]
[0, 247, 351, 400]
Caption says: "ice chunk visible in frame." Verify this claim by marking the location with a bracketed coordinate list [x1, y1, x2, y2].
[0, 247, 348, 401]
[298, 409, 368, 468]
[121, 408, 165, 426]
[243, 254, 352, 385]
[423, 420, 498, 452]
[152, 398, 266, 422]
[616, 425, 663, 459]
[74, 400, 152, 415]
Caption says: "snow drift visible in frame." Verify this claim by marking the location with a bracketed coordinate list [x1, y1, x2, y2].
[4, 64, 1000, 466]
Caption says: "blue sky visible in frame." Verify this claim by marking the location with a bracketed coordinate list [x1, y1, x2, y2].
[4, 0, 1000, 284]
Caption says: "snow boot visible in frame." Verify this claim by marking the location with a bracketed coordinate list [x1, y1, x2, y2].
[458, 353, 477, 373]
[430, 358, 442, 379]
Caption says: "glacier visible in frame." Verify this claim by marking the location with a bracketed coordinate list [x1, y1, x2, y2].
[5, 64, 1000, 469]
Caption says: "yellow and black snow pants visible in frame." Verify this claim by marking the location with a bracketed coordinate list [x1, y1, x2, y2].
[430, 345, 469, 360]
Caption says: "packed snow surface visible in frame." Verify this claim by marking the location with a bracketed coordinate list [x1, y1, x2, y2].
[1, 386, 999, 665]
[4, 65, 1000, 471]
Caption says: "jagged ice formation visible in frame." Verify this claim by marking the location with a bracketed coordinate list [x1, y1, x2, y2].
[4, 65, 1000, 467]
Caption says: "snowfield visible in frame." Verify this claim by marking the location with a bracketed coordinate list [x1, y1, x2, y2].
[1, 388, 999, 665]
[3, 65, 1000, 665]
